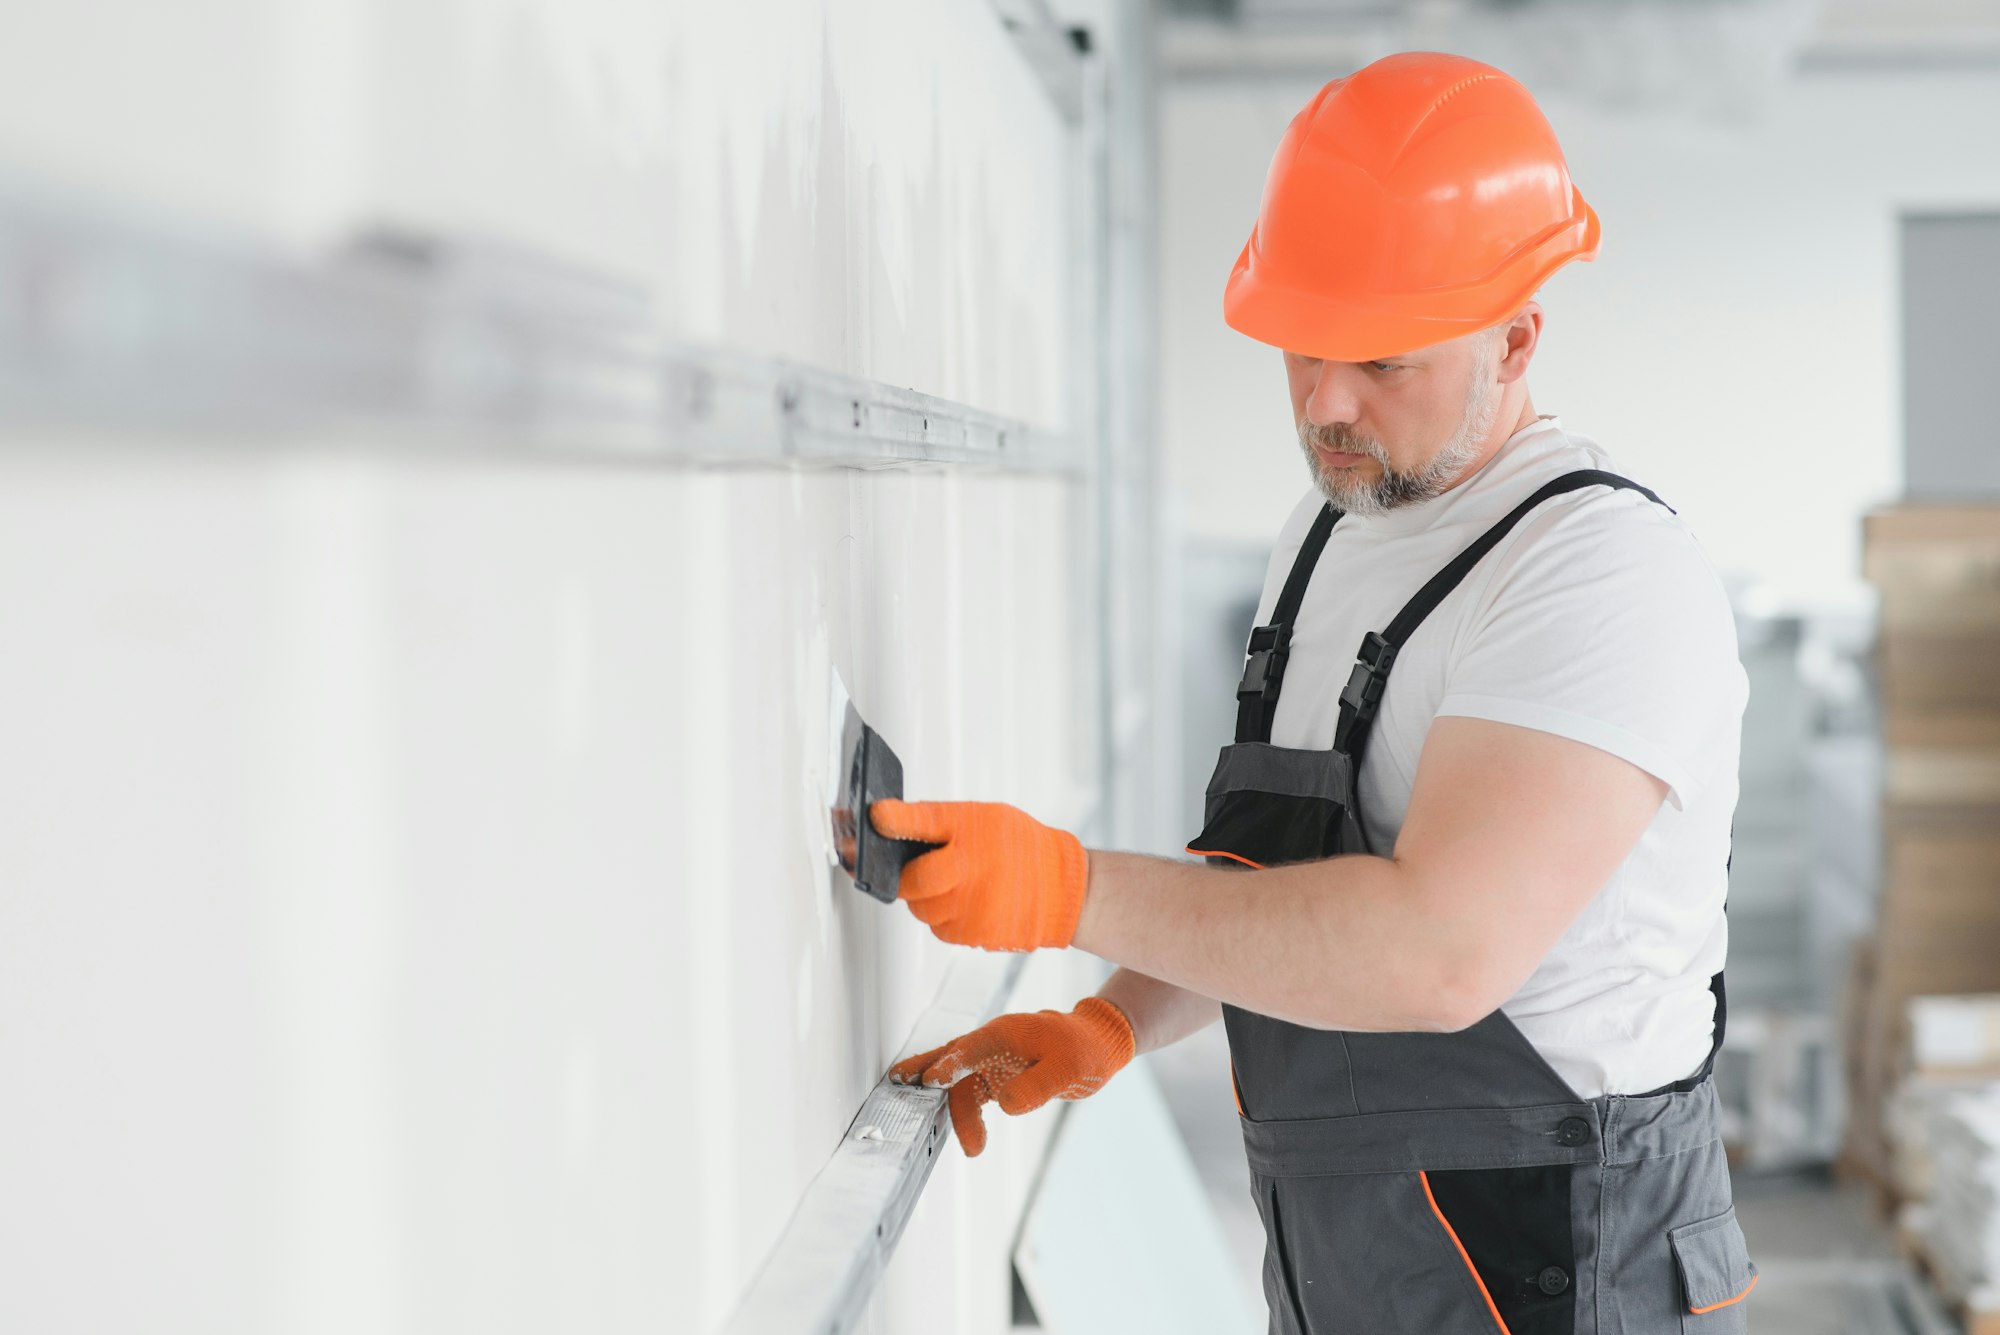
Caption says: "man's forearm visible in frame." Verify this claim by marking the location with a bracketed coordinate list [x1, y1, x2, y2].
[1095, 967, 1221, 1055]
[1071, 850, 1487, 1033]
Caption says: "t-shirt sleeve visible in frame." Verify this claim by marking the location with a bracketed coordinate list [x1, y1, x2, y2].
[1433, 496, 1747, 811]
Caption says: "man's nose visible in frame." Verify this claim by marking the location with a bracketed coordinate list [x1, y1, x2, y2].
[1303, 361, 1365, 428]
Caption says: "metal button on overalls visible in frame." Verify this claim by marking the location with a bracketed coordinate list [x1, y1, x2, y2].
[1185, 471, 1755, 1335]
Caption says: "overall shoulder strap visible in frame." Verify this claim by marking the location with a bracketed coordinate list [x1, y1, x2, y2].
[1331, 469, 1670, 760]
[1234, 502, 1341, 743]
[1322, 469, 1725, 1095]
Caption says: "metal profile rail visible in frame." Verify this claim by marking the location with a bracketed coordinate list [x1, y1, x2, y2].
[720, 952, 1029, 1335]
[0, 187, 1081, 476]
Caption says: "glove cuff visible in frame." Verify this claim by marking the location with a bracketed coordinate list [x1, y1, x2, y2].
[1073, 995, 1138, 1071]
[1040, 828, 1090, 948]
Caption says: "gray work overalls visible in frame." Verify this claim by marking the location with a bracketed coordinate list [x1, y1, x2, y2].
[1186, 471, 1758, 1334]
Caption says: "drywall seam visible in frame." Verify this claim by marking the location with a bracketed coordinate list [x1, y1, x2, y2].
[0, 186, 1082, 474]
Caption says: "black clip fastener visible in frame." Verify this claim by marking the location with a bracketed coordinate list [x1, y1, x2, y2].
[1338, 631, 1399, 723]
[1237, 622, 1293, 707]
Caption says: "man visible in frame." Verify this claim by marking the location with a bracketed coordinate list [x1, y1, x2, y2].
[875, 52, 1755, 1333]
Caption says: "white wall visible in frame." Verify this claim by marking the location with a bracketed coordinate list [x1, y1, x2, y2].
[1904, 212, 2000, 495]
[1160, 63, 2000, 607]
[0, 3, 1124, 1333]
[0, 445, 1103, 1334]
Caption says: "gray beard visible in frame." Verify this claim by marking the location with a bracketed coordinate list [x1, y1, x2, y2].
[1298, 354, 1502, 517]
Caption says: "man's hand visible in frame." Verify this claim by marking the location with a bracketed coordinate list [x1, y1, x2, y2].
[869, 799, 1089, 952]
[887, 996, 1136, 1156]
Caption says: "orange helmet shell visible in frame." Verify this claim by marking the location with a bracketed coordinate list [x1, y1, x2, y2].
[1224, 52, 1599, 363]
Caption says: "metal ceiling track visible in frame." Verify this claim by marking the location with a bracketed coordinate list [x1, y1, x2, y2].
[0, 185, 1081, 475]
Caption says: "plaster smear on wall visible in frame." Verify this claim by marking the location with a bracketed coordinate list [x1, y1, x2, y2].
[377, 0, 1072, 424]
[556, 0, 1065, 409]
[665, 2, 1072, 427]
[0, 0, 1073, 428]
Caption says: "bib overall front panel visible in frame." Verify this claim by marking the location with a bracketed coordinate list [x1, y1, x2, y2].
[1184, 475, 1754, 1335]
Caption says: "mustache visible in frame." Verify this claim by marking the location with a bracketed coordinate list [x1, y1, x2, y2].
[1299, 420, 1387, 463]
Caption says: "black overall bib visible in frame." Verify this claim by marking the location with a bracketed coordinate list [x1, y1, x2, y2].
[1186, 471, 1758, 1334]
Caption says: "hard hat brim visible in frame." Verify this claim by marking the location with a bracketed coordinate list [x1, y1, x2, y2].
[1222, 189, 1601, 364]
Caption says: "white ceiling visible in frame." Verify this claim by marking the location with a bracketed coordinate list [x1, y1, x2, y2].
[1163, 0, 2000, 90]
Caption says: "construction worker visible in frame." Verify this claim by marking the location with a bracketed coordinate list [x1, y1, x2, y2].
[876, 51, 1754, 1333]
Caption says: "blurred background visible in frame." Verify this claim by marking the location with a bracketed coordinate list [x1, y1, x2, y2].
[2, 1, 1998, 1332]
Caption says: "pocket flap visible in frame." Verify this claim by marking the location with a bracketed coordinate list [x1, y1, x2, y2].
[1669, 1208, 1758, 1314]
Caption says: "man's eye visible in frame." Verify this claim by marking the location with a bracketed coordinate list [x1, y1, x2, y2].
[1368, 361, 1400, 373]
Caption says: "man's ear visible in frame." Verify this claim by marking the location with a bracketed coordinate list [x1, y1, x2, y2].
[1495, 301, 1543, 385]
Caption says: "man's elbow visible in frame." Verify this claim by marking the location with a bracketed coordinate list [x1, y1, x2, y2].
[1306, 998, 1486, 1034]
[1420, 991, 1498, 1034]
[1301, 970, 1504, 1034]
[1409, 957, 1518, 1034]
[1393, 872, 1537, 1033]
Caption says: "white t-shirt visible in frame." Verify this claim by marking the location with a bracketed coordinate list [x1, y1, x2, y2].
[1248, 415, 1746, 1099]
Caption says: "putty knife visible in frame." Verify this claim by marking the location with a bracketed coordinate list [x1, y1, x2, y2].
[828, 674, 941, 903]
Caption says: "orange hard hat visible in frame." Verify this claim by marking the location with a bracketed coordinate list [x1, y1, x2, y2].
[1224, 52, 1598, 363]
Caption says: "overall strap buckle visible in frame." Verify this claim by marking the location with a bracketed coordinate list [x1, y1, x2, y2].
[1338, 631, 1399, 725]
[1233, 503, 1341, 745]
[1237, 622, 1294, 706]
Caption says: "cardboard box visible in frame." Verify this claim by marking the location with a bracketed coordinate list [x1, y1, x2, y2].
[1881, 634, 2000, 714]
[1884, 710, 2000, 751]
[1877, 828, 2000, 939]
[1866, 504, 2000, 585]
[1851, 505, 2000, 1190]
[1909, 995, 2000, 1077]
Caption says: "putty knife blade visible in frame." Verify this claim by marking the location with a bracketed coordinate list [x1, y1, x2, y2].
[828, 676, 939, 904]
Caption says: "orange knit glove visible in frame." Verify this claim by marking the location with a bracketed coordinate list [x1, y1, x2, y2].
[869, 799, 1089, 952]
[887, 996, 1137, 1157]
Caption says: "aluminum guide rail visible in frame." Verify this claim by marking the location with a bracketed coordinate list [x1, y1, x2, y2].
[0, 189, 1081, 475]
[720, 952, 1031, 1335]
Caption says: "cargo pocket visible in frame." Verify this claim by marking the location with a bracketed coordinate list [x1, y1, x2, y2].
[1670, 1207, 1757, 1331]
[1263, 1170, 1511, 1335]
[1423, 1165, 1577, 1335]
[1184, 742, 1367, 869]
